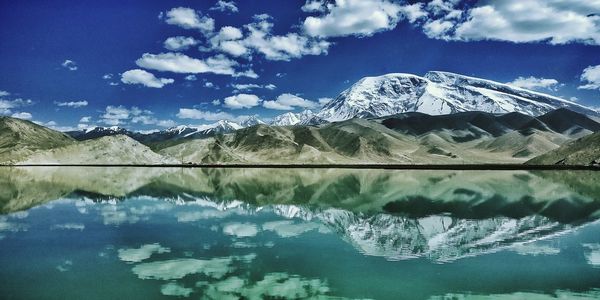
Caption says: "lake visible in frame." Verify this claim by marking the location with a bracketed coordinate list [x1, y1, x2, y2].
[0, 167, 599, 299]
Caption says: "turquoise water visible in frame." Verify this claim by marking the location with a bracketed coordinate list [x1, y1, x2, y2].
[0, 167, 599, 299]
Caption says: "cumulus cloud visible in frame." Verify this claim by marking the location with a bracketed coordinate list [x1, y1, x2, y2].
[176, 108, 234, 121]
[210, 0, 238, 13]
[184, 75, 197, 81]
[163, 36, 199, 51]
[318, 97, 332, 105]
[263, 93, 318, 110]
[302, 0, 327, 12]
[302, 0, 405, 37]
[100, 105, 173, 127]
[55, 100, 88, 108]
[61, 59, 78, 71]
[135, 53, 256, 78]
[121, 69, 174, 88]
[79, 116, 91, 123]
[0, 90, 9, 97]
[161, 7, 214, 35]
[101, 105, 133, 125]
[208, 26, 248, 57]
[244, 16, 331, 61]
[11, 112, 32, 120]
[0, 97, 33, 115]
[416, 0, 600, 45]
[579, 65, 600, 90]
[224, 93, 261, 109]
[507, 76, 560, 91]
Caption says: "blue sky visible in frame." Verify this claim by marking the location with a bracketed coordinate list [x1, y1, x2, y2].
[0, 0, 599, 131]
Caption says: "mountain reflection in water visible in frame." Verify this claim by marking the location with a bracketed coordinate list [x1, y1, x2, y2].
[0, 167, 599, 299]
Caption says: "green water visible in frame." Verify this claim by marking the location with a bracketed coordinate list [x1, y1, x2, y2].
[0, 167, 599, 299]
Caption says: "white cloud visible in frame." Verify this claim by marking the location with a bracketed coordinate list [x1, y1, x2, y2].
[55, 100, 88, 108]
[263, 93, 318, 110]
[99, 105, 170, 127]
[102, 74, 113, 80]
[318, 97, 332, 105]
[184, 75, 197, 81]
[507, 76, 560, 91]
[423, 19, 454, 38]
[79, 116, 91, 123]
[223, 93, 261, 109]
[302, 0, 327, 12]
[400, 3, 428, 23]
[121, 69, 175, 88]
[420, 0, 600, 45]
[162, 7, 214, 35]
[302, 0, 404, 37]
[0, 90, 10, 97]
[61, 59, 78, 71]
[209, 26, 248, 57]
[101, 105, 132, 125]
[204, 81, 215, 88]
[211, 99, 221, 106]
[0, 98, 33, 115]
[210, 0, 238, 13]
[231, 83, 276, 91]
[245, 17, 331, 61]
[135, 53, 256, 78]
[200, 17, 330, 62]
[157, 119, 176, 127]
[579, 65, 600, 90]
[177, 108, 234, 121]
[164, 36, 199, 51]
[11, 112, 32, 120]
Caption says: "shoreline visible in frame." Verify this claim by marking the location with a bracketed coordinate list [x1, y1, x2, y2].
[2, 163, 599, 170]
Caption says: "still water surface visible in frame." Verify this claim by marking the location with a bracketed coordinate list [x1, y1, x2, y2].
[0, 167, 599, 299]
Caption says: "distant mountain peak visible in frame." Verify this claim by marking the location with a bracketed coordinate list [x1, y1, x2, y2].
[271, 110, 315, 126]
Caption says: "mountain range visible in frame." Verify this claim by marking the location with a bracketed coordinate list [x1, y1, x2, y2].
[1, 71, 600, 165]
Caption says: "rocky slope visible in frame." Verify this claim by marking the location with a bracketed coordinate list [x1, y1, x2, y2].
[20, 135, 176, 164]
[527, 131, 600, 165]
[0, 117, 75, 163]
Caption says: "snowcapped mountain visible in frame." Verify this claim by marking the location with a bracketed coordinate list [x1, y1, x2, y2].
[239, 115, 266, 127]
[271, 112, 301, 126]
[318, 71, 599, 122]
[271, 110, 320, 126]
[66, 126, 133, 140]
[197, 120, 242, 135]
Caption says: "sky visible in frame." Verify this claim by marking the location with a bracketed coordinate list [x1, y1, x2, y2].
[0, 0, 599, 131]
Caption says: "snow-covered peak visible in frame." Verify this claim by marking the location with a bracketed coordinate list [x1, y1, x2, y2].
[271, 112, 301, 126]
[271, 110, 316, 126]
[198, 120, 242, 135]
[317, 71, 598, 122]
[165, 125, 197, 136]
[240, 115, 266, 128]
[83, 126, 128, 134]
